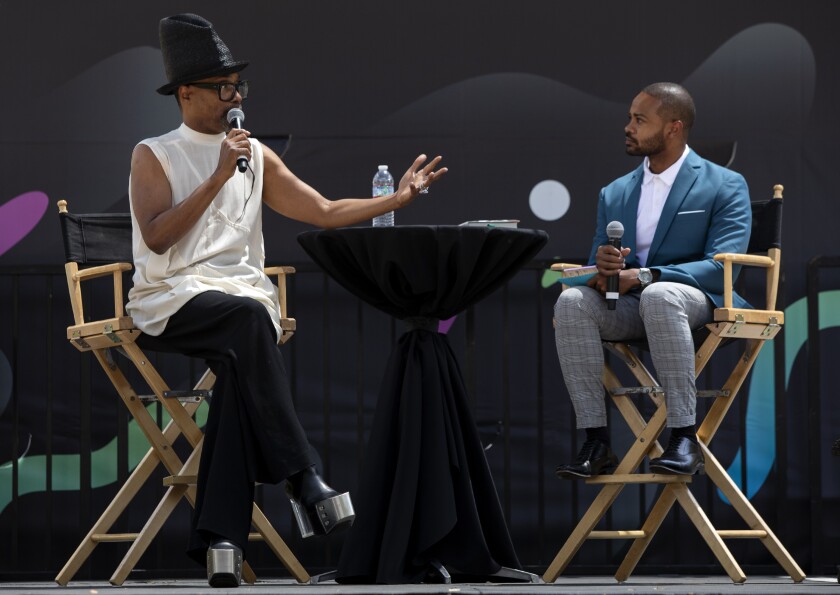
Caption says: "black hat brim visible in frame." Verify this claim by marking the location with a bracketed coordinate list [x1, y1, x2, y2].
[157, 60, 249, 95]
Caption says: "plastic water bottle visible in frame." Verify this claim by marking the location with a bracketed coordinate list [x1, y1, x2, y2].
[372, 165, 394, 227]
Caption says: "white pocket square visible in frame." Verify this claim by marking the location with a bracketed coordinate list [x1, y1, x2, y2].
[677, 209, 705, 215]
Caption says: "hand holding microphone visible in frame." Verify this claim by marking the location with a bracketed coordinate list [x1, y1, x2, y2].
[226, 108, 249, 173]
[604, 221, 624, 310]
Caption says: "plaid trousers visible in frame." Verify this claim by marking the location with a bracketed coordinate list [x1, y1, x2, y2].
[553, 282, 713, 429]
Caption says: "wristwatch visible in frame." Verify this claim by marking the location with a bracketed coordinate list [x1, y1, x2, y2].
[638, 267, 654, 289]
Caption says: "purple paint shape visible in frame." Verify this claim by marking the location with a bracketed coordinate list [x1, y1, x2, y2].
[0, 191, 49, 256]
[438, 316, 457, 334]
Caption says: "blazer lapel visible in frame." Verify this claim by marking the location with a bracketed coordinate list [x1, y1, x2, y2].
[621, 166, 643, 263]
[647, 151, 701, 263]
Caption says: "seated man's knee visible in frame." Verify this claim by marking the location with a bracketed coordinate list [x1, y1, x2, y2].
[639, 283, 686, 319]
[554, 287, 599, 325]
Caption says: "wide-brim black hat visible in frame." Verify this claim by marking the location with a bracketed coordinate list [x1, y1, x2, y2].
[156, 13, 249, 95]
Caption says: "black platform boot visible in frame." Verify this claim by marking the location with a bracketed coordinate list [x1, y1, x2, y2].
[206, 539, 242, 588]
[284, 465, 355, 538]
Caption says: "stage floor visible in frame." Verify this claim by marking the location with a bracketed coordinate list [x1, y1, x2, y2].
[1, 576, 837, 595]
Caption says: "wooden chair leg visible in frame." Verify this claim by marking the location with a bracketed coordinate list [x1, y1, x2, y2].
[55, 450, 160, 585]
[108, 441, 204, 585]
[57, 354, 211, 586]
[543, 483, 626, 582]
[544, 377, 667, 584]
[251, 504, 311, 583]
[701, 444, 806, 582]
[109, 483, 191, 585]
[614, 483, 678, 581]
[60, 348, 307, 586]
[108, 482, 260, 586]
[108, 444, 309, 585]
[56, 352, 187, 585]
[673, 483, 747, 583]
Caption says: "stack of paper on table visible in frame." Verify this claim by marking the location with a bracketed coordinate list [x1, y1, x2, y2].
[552, 264, 597, 286]
[458, 220, 519, 228]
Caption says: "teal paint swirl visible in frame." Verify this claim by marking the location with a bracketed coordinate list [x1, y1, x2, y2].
[0, 402, 208, 512]
[722, 290, 840, 502]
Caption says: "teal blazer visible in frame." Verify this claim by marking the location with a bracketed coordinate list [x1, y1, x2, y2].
[587, 149, 752, 309]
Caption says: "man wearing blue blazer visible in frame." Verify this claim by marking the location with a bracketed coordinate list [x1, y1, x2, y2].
[554, 82, 751, 478]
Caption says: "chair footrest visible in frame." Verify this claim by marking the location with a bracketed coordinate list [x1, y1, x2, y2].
[247, 532, 265, 542]
[138, 390, 209, 404]
[586, 473, 692, 484]
[91, 533, 139, 543]
[718, 530, 768, 538]
[163, 389, 211, 401]
[697, 389, 731, 398]
[588, 530, 646, 539]
[610, 386, 663, 396]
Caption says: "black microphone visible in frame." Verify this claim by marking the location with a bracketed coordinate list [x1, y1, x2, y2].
[605, 221, 624, 311]
[226, 108, 248, 173]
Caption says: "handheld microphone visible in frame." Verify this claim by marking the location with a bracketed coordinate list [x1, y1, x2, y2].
[226, 108, 248, 173]
[605, 221, 624, 311]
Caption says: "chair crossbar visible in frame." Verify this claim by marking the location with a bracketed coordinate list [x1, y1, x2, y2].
[718, 530, 769, 539]
[588, 530, 646, 539]
[91, 533, 140, 543]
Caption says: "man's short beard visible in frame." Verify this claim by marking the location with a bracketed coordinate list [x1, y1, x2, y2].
[626, 131, 667, 157]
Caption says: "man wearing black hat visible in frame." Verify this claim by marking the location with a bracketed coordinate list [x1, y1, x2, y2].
[126, 13, 447, 588]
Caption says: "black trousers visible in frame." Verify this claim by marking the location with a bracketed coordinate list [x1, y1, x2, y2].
[138, 291, 314, 561]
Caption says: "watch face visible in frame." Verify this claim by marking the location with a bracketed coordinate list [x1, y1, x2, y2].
[639, 269, 653, 285]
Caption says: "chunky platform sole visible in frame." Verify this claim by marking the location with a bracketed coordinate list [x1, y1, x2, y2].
[207, 542, 242, 588]
[288, 491, 355, 539]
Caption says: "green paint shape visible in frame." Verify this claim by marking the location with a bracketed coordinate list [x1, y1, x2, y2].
[1, 401, 208, 512]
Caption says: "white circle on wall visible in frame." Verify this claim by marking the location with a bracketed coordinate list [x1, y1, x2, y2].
[529, 180, 570, 221]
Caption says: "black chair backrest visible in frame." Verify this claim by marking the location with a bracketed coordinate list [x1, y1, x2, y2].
[747, 197, 783, 254]
[59, 211, 133, 265]
[693, 140, 738, 169]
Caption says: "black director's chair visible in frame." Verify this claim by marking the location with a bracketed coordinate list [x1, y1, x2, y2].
[55, 200, 307, 585]
[545, 184, 805, 584]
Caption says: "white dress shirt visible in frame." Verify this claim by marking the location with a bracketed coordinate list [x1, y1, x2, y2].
[635, 145, 691, 267]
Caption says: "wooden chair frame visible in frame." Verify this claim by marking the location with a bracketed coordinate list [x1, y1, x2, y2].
[544, 185, 805, 584]
[55, 200, 308, 586]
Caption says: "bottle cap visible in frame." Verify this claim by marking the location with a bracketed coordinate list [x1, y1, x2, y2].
[378, 165, 388, 170]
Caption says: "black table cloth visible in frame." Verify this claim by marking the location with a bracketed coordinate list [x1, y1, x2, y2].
[297, 225, 548, 584]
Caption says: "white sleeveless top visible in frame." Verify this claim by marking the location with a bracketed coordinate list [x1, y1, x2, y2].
[126, 123, 282, 338]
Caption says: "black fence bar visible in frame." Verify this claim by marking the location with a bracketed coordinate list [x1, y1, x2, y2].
[805, 255, 840, 575]
[10, 274, 20, 571]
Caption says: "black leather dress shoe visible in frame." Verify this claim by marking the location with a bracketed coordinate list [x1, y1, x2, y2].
[285, 465, 355, 539]
[556, 438, 618, 479]
[207, 539, 242, 588]
[649, 435, 705, 475]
